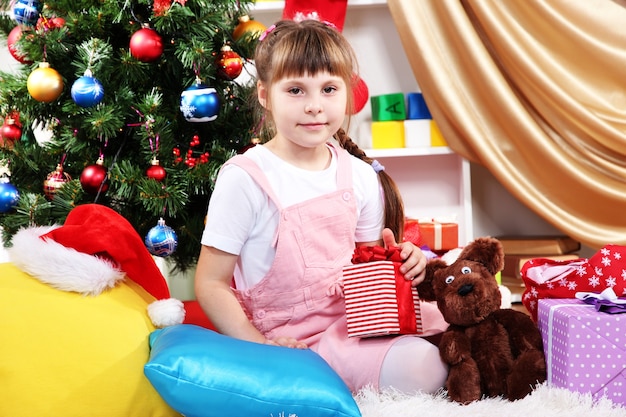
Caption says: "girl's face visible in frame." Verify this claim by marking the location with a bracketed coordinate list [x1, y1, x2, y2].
[258, 71, 348, 150]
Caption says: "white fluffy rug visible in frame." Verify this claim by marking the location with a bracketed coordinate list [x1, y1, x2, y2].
[355, 383, 626, 417]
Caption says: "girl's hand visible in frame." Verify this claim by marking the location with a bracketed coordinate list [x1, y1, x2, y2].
[265, 336, 308, 349]
[382, 228, 427, 286]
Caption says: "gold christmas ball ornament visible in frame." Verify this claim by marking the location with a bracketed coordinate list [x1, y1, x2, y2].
[233, 15, 266, 41]
[27, 62, 64, 103]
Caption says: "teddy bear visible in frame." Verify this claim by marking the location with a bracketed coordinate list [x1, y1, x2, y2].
[416, 237, 546, 404]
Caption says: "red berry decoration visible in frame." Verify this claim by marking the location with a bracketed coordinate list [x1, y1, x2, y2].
[0, 118, 22, 147]
[80, 156, 109, 194]
[43, 164, 72, 200]
[129, 27, 163, 62]
[216, 45, 243, 81]
[146, 157, 167, 182]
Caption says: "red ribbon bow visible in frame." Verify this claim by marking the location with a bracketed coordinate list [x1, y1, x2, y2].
[351, 245, 403, 264]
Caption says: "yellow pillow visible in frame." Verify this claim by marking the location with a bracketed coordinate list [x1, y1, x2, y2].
[0, 262, 179, 417]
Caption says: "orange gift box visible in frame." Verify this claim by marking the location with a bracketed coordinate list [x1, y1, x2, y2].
[419, 221, 458, 251]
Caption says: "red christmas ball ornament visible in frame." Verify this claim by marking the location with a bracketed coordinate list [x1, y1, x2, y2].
[351, 74, 369, 115]
[216, 45, 243, 81]
[130, 27, 163, 62]
[7, 26, 32, 64]
[232, 15, 266, 41]
[80, 156, 109, 194]
[43, 164, 72, 200]
[146, 157, 167, 182]
[0, 118, 22, 147]
[27, 62, 64, 103]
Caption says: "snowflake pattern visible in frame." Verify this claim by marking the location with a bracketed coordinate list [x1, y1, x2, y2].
[588, 276, 600, 287]
[520, 244, 626, 319]
[179, 99, 196, 119]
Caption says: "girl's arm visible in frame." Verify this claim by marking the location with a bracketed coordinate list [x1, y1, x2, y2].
[194, 245, 306, 348]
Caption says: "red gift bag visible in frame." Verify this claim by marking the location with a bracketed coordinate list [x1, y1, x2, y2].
[521, 244, 626, 321]
[343, 246, 423, 338]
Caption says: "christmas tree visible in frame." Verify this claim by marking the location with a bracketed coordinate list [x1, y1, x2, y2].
[0, 0, 266, 271]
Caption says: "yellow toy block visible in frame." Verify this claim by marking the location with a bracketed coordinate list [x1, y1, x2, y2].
[430, 121, 448, 147]
[371, 121, 405, 149]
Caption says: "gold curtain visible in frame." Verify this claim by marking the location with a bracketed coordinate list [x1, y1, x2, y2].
[388, 0, 626, 249]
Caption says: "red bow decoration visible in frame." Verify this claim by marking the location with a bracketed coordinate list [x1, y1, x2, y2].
[153, 0, 186, 16]
[351, 245, 403, 264]
[522, 244, 626, 321]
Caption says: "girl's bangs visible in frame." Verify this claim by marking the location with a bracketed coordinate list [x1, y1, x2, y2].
[272, 36, 353, 81]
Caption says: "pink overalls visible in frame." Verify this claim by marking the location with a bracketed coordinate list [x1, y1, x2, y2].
[226, 145, 446, 392]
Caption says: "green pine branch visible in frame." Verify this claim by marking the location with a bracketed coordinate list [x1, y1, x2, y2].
[0, 0, 261, 269]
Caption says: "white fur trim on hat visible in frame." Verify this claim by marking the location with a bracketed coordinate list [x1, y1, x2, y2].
[147, 298, 185, 327]
[8, 225, 125, 296]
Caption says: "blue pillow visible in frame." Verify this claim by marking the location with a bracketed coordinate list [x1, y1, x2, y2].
[144, 324, 361, 417]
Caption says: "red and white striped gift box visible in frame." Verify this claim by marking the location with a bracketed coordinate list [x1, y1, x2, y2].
[343, 260, 423, 338]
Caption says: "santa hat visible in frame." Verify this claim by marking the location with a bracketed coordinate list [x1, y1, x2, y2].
[8, 204, 185, 327]
[283, 0, 348, 31]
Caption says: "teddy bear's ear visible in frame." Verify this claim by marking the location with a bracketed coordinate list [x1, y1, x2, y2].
[456, 237, 505, 275]
[416, 258, 448, 301]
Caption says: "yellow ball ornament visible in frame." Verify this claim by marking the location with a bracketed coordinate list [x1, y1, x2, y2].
[27, 62, 64, 103]
[233, 15, 266, 41]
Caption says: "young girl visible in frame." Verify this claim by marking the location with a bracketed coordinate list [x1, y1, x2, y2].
[194, 18, 448, 394]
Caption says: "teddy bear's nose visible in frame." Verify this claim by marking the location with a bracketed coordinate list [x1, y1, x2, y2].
[457, 283, 474, 296]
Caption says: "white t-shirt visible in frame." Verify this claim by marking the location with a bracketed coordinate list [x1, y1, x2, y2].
[201, 144, 384, 289]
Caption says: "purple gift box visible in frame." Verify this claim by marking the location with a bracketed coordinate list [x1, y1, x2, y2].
[538, 299, 626, 406]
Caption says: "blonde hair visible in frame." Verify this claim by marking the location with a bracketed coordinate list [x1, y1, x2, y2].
[252, 19, 405, 240]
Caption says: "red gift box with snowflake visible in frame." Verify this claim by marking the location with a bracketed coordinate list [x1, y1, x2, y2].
[521, 244, 626, 322]
[342, 246, 423, 338]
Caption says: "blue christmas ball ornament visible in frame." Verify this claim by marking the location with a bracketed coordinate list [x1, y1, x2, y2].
[180, 81, 220, 122]
[71, 70, 104, 108]
[12, 0, 43, 26]
[0, 179, 20, 213]
[145, 218, 178, 257]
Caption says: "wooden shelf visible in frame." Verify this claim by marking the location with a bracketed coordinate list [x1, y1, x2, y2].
[365, 147, 453, 158]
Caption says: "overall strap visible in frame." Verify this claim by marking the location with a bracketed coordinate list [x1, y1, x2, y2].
[330, 142, 354, 189]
